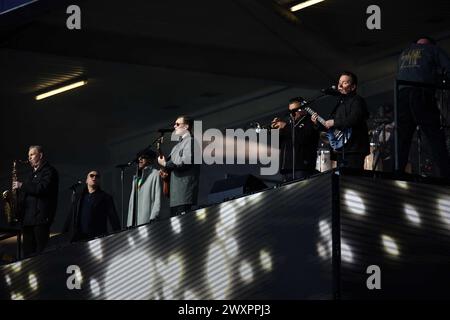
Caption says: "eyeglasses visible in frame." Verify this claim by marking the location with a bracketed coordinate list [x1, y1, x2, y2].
[89, 174, 100, 178]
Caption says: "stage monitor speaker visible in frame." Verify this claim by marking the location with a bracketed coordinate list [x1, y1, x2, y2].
[208, 174, 267, 204]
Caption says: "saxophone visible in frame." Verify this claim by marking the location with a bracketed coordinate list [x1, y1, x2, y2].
[2, 161, 19, 225]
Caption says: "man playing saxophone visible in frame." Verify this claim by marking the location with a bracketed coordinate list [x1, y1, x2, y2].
[12, 146, 59, 258]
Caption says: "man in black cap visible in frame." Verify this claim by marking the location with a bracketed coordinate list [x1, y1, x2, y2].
[127, 148, 162, 226]
[64, 170, 121, 242]
[271, 97, 320, 181]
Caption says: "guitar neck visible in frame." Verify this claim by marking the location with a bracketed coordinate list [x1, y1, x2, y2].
[304, 107, 327, 127]
[156, 142, 163, 157]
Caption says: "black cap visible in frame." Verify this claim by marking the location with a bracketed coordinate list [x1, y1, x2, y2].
[289, 96, 307, 106]
[136, 148, 157, 160]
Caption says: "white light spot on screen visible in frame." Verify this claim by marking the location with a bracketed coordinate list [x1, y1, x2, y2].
[167, 254, 184, 289]
[382, 235, 400, 256]
[162, 287, 175, 300]
[247, 192, 263, 204]
[90, 279, 101, 298]
[88, 239, 103, 260]
[341, 241, 354, 263]
[28, 273, 38, 291]
[233, 196, 248, 209]
[75, 268, 83, 284]
[138, 226, 149, 238]
[155, 259, 165, 274]
[404, 204, 421, 225]
[215, 222, 227, 239]
[183, 290, 199, 300]
[437, 197, 450, 225]
[127, 236, 135, 247]
[196, 209, 207, 221]
[317, 220, 333, 259]
[344, 190, 366, 215]
[11, 261, 22, 272]
[319, 220, 331, 237]
[317, 243, 328, 259]
[239, 261, 254, 283]
[10, 292, 24, 300]
[5, 275, 11, 286]
[155, 254, 184, 300]
[319, 221, 332, 249]
[395, 181, 409, 189]
[171, 217, 181, 234]
[259, 249, 273, 272]
[206, 242, 232, 300]
[223, 237, 238, 259]
[219, 203, 237, 232]
[104, 251, 154, 299]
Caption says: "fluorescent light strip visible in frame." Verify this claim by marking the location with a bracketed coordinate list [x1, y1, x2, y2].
[0, 0, 39, 16]
[35, 80, 87, 100]
[290, 0, 325, 12]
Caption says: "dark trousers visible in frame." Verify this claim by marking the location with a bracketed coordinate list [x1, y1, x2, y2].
[398, 88, 450, 178]
[337, 153, 366, 169]
[170, 204, 192, 218]
[22, 224, 50, 258]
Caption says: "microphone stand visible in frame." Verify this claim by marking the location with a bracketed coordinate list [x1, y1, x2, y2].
[132, 163, 139, 227]
[115, 164, 130, 229]
[416, 125, 423, 176]
[290, 114, 296, 181]
[372, 124, 384, 171]
[340, 123, 348, 169]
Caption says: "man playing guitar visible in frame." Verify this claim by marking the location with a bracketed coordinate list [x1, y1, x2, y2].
[311, 71, 370, 169]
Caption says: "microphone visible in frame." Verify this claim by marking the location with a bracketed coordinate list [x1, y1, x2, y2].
[158, 128, 173, 134]
[68, 180, 83, 190]
[116, 158, 137, 168]
[248, 122, 260, 133]
[254, 123, 262, 134]
[321, 85, 341, 96]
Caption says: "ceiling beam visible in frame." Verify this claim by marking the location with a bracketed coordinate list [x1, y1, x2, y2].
[2, 20, 333, 88]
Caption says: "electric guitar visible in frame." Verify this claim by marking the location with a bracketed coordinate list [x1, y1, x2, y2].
[303, 106, 352, 150]
[156, 139, 170, 198]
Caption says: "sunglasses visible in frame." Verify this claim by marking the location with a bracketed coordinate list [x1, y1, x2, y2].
[89, 174, 100, 178]
[174, 122, 185, 127]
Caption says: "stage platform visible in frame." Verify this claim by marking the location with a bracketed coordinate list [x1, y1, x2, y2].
[0, 169, 449, 300]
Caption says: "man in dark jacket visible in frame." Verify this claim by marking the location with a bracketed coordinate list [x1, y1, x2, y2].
[271, 97, 320, 181]
[397, 37, 450, 178]
[312, 71, 370, 169]
[13, 145, 59, 258]
[64, 170, 121, 242]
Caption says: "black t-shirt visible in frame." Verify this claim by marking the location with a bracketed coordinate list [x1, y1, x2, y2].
[398, 43, 450, 86]
[78, 191, 97, 234]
